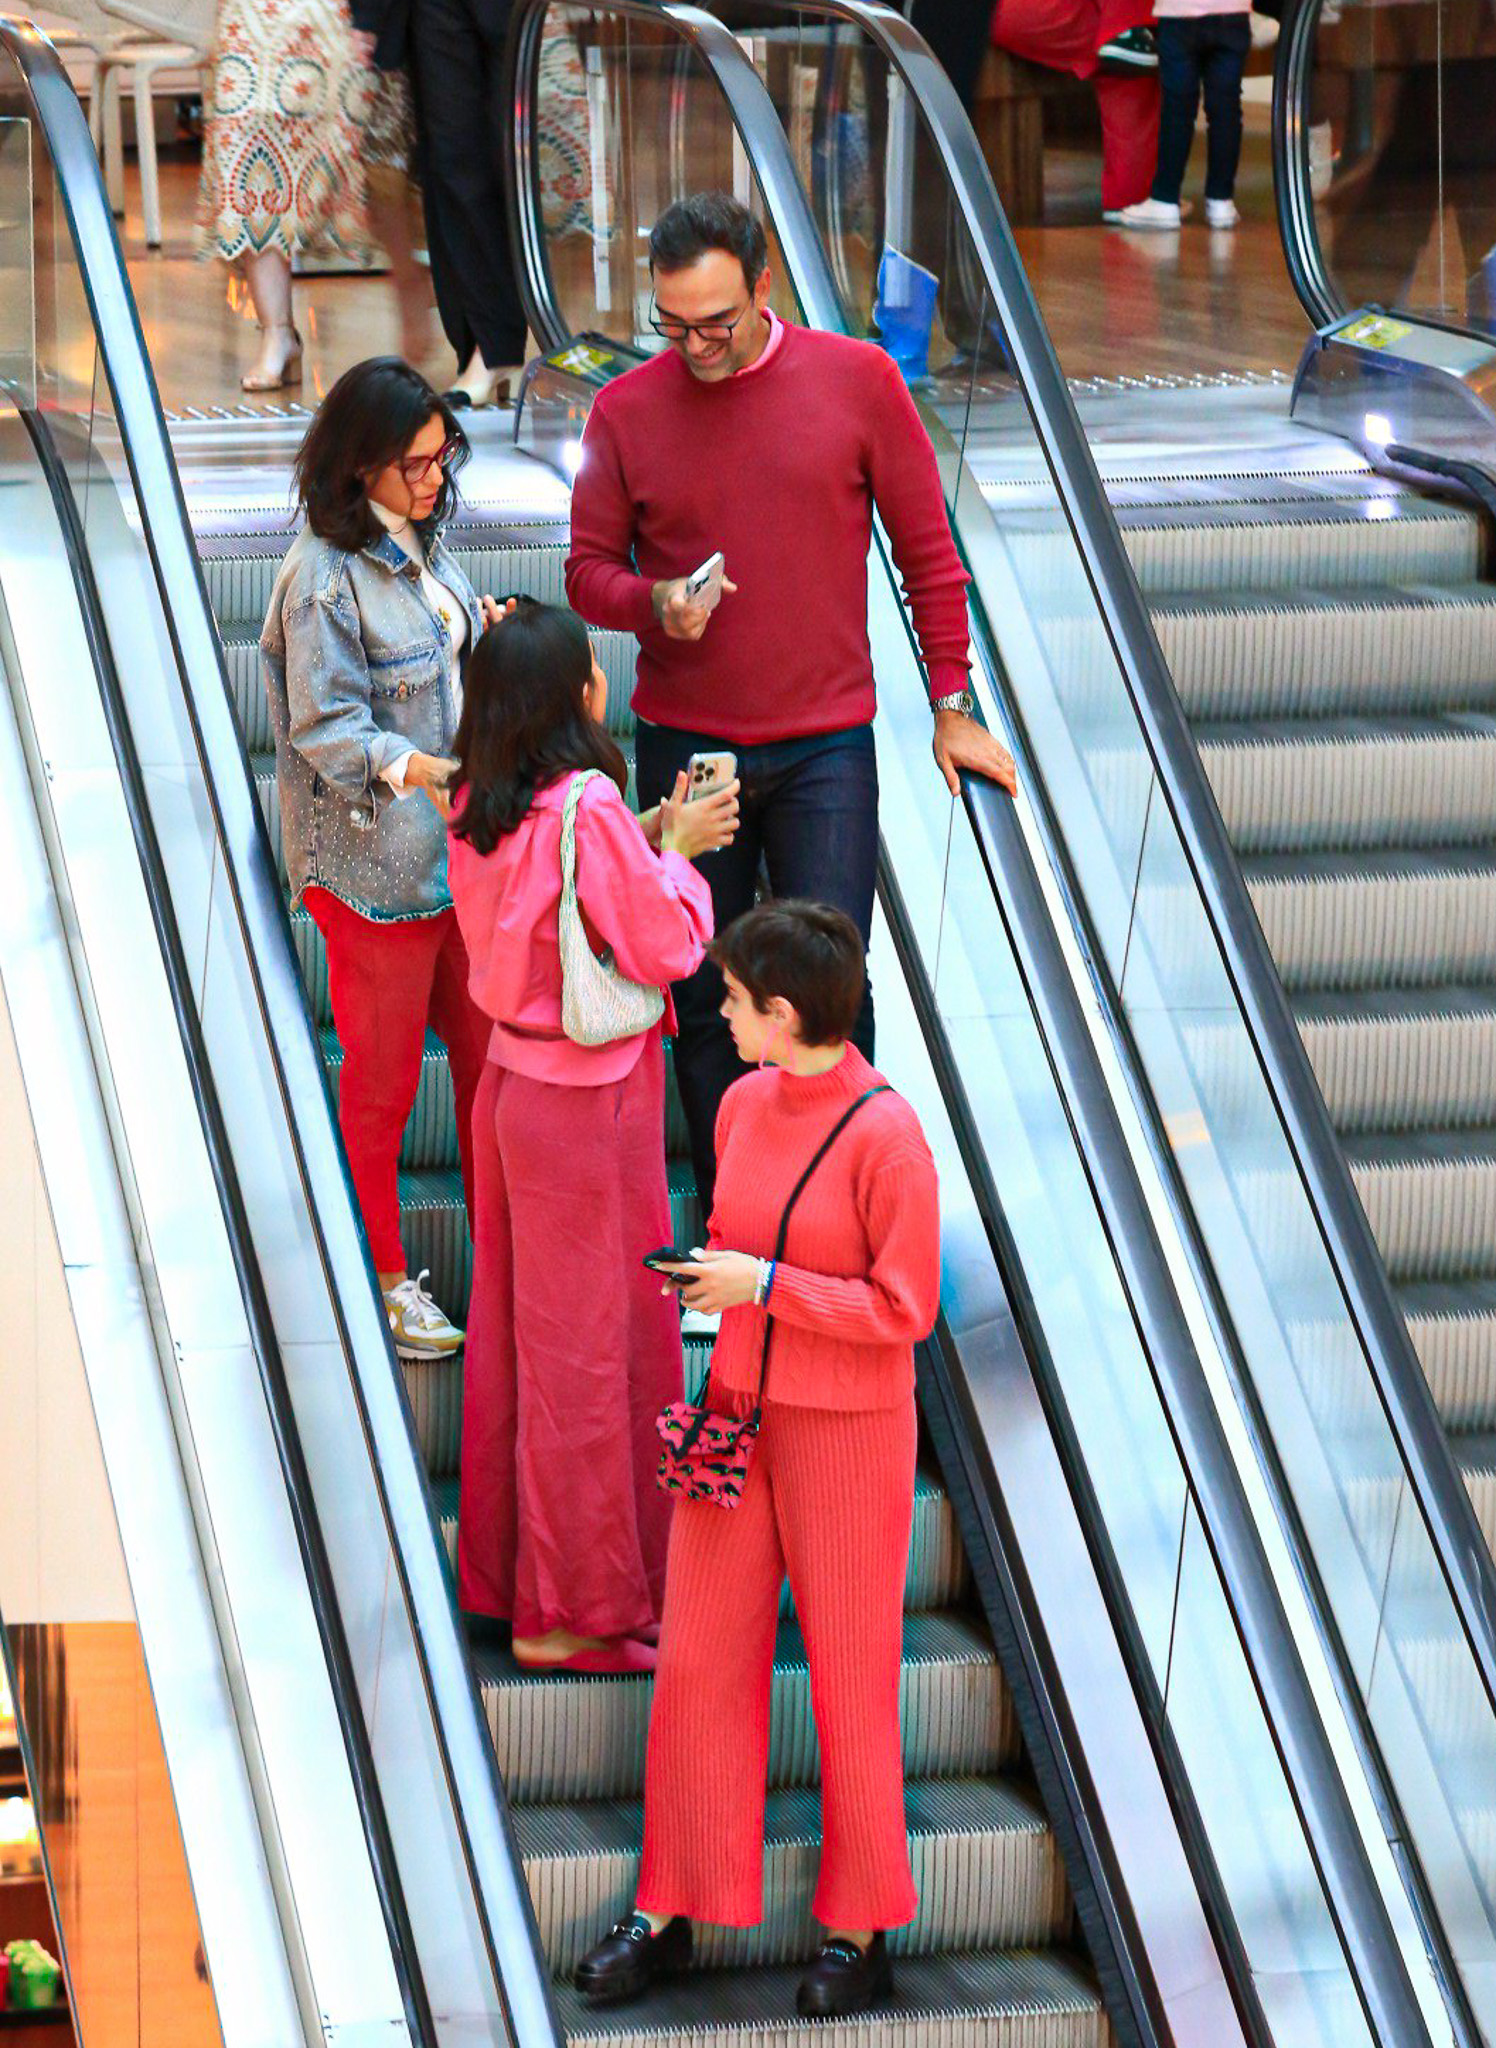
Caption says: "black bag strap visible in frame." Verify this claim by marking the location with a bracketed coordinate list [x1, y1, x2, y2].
[749, 1084, 891, 1418]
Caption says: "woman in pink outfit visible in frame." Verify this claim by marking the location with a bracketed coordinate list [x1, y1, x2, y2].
[447, 602, 738, 1674]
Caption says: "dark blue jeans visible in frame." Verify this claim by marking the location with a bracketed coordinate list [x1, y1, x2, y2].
[634, 720, 878, 1215]
[1151, 13, 1250, 205]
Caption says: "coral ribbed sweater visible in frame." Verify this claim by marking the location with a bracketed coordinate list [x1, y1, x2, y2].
[704, 1044, 941, 1411]
[564, 323, 972, 743]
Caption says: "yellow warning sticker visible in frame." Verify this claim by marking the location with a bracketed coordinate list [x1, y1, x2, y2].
[550, 343, 615, 376]
[1340, 313, 1413, 350]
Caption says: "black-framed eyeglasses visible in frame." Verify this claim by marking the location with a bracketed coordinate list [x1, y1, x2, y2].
[397, 437, 460, 486]
[648, 297, 756, 345]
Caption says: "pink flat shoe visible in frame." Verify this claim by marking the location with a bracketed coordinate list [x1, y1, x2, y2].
[513, 1638, 658, 1676]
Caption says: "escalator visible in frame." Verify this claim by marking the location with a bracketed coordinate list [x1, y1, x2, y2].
[693, 2, 1496, 2040]
[0, 10, 1458, 2048]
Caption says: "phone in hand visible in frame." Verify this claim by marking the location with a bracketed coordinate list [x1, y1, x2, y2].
[643, 1246, 701, 1285]
[685, 751, 737, 802]
[683, 550, 725, 612]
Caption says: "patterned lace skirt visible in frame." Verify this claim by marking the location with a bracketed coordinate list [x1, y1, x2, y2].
[196, 0, 374, 264]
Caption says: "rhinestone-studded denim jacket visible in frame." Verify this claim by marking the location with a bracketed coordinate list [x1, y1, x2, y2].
[260, 522, 484, 919]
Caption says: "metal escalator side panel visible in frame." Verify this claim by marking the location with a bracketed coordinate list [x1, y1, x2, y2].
[0, 420, 382, 2047]
[0, 22, 556, 2043]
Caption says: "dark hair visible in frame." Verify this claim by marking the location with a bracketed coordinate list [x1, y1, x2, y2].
[649, 192, 768, 292]
[710, 901, 866, 1048]
[451, 600, 628, 855]
[291, 357, 469, 553]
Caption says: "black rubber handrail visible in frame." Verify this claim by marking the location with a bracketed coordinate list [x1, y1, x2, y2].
[0, 22, 557, 2044]
[791, 0, 1496, 1761]
[501, 9, 1439, 2040]
[1273, 0, 1342, 327]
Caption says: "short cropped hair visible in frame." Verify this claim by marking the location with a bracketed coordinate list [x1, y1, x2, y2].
[649, 192, 768, 291]
[711, 902, 865, 1048]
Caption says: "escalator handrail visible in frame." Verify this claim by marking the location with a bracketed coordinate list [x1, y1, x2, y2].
[799, 0, 1496, 1738]
[508, 0, 847, 345]
[1273, 0, 1342, 327]
[0, 22, 558, 2044]
[500, 10, 1440, 2040]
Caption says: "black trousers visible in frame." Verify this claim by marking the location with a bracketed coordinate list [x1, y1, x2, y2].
[1151, 13, 1250, 204]
[634, 721, 878, 1219]
[410, 0, 528, 371]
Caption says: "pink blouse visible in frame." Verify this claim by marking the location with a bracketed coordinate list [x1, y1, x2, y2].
[447, 772, 714, 1085]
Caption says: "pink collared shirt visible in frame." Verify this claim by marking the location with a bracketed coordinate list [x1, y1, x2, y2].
[447, 771, 714, 1086]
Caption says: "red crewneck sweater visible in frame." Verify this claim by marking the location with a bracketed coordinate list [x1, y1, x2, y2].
[564, 324, 972, 744]
[703, 1043, 941, 1411]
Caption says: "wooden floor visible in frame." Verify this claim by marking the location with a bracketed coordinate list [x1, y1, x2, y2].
[110, 130, 1312, 415]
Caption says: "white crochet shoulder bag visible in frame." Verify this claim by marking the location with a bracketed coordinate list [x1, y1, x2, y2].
[558, 771, 667, 1047]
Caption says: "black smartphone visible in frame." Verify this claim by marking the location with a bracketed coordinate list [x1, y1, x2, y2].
[643, 1246, 700, 1279]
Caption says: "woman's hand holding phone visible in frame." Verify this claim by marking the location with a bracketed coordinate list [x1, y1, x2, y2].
[660, 771, 739, 860]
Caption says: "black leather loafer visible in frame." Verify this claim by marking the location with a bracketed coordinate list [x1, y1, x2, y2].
[574, 1914, 692, 2005]
[796, 1933, 894, 2019]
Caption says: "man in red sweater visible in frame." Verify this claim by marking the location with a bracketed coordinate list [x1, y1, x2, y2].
[565, 192, 1014, 1210]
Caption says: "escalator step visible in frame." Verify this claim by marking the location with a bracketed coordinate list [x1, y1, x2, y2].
[1153, 582, 1496, 721]
[1197, 715, 1496, 856]
[550, 1947, 1103, 2047]
[1344, 1127, 1496, 1282]
[198, 521, 573, 632]
[437, 1470, 967, 1617]
[398, 1167, 473, 1319]
[1116, 495, 1483, 597]
[1397, 1280, 1496, 1433]
[1450, 1434, 1496, 1559]
[516, 1777, 1068, 1974]
[219, 620, 641, 755]
[475, 1612, 1018, 1802]
[1244, 848, 1496, 992]
[402, 1353, 462, 1481]
[1293, 985, 1496, 1133]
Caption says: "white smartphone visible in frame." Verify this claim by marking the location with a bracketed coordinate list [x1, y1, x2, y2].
[683, 550, 725, 611]
[685, 751, 737, 802]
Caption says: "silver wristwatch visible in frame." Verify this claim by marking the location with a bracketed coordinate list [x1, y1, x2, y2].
[931, 689, 975, 718]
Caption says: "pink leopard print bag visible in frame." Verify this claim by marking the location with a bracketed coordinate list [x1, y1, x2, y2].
[654, 1087, 888, 1509]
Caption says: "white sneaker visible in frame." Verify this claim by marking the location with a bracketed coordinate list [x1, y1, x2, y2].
[1206, 198, 1240, 228]
[384, 1269, 465, 1358]
[1113, 198, 1183, 230]
[680, 1308, 721, 1340]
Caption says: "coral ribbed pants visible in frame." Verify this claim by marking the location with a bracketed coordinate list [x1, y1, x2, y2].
[638, 1390, 919, 1932]
[459, 1036, 683, 1637]
[305, 887, 489, 1275]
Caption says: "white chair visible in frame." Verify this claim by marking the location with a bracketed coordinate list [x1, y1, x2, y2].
[44, 0, 214, 248]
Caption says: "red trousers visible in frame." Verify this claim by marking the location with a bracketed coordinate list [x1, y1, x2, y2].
[459, 1036, 682, 1635]
[306, 888, 490, 1275]
[638, 1392, 919, 1932]
[990, 0, 1160, 212]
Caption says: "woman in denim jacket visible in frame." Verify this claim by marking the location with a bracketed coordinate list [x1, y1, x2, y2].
[262, 356, 503, 1358]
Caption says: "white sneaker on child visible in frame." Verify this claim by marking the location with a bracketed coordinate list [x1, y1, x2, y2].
[1206, 198, 1240, 228]
[1113, 197, 1183, 230]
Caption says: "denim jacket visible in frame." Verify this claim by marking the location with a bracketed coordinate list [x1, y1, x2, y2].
[260, 521, 484, 919]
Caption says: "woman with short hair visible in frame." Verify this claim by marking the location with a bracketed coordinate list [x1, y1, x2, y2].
[576, 900, 941, 2019]
[261, 355, 501, 1358]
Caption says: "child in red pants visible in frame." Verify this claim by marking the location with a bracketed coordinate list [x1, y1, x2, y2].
[575, 902, 941, 2019]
